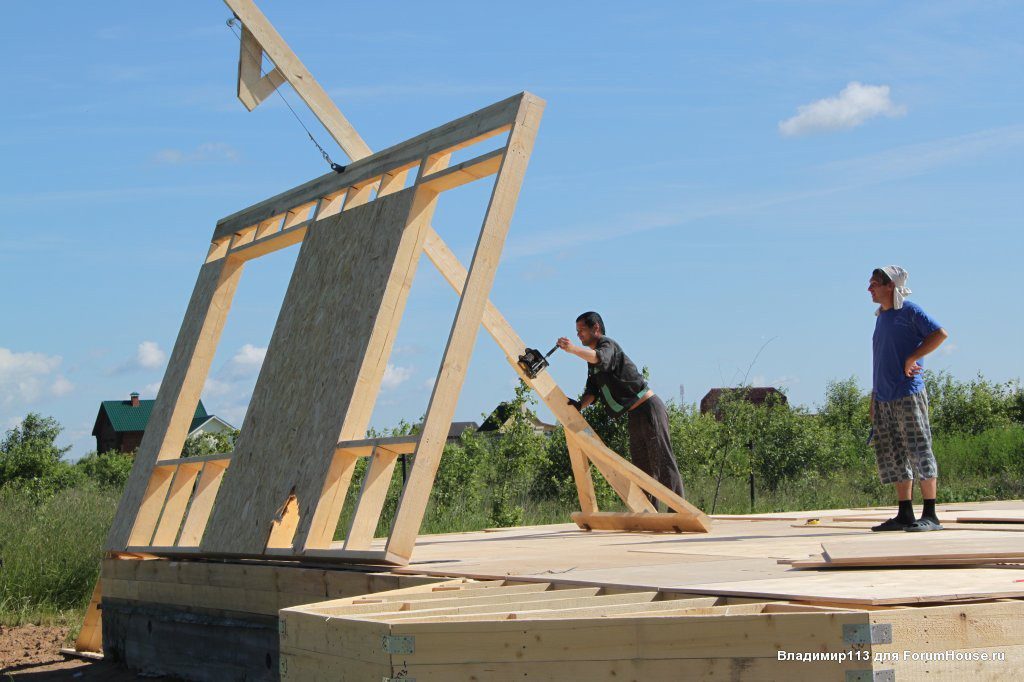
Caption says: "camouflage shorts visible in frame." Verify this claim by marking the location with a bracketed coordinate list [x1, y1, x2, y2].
[872, 391, 938, 485]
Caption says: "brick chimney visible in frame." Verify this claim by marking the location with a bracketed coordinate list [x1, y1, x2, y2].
[130, 392, 140, 407]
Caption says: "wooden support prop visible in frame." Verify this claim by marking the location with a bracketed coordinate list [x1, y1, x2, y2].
[71, 578, 103, 654]
[236, 25, 285, 110]
[421, 229, 660, 515]
[224, 0, 372, 161]
[572, 511, 703, 533]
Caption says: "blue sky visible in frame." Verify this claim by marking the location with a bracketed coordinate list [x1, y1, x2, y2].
[1, 1, 1021, 459]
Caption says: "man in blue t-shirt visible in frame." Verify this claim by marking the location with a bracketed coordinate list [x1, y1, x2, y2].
[868, 265, 949, 532]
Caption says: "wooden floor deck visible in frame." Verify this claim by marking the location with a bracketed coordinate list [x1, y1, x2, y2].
[379, 499, 1024, 605]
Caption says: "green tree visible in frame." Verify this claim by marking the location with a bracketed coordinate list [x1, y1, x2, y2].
[0, 413, 80, 498]
[181, 428, 240, 457]
[75, 449, 135, 489]
[480, 381, 551, 526]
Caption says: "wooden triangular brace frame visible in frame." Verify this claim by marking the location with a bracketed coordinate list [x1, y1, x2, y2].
[102, 1, 710, 573]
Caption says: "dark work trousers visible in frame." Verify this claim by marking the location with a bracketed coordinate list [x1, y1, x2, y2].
[627, 394, 686, 505]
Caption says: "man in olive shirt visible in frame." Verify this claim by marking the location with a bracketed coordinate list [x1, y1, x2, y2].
[557, 311, 686, 502]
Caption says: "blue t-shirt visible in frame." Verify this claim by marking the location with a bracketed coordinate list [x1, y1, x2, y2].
[872, 300, 942, 402]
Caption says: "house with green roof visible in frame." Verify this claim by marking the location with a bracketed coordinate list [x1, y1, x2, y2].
[91, 392, 236, 454]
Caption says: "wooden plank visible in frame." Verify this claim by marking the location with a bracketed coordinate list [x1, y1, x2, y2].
[822, 534, 1024, 563]
[108, 256, 245, 550]
[212, 93, 524, 239]
[385, 94, 546, 561]
[150, 463, 202, 546]
[202, 190, 420, 555]
[153, 452, 232, 468]
[679, 567, 1024, 605]
[572, 511, 704, 533]
[957, 510, 1024, 523]
[236, 25, 285, 110]
[343, 450, 400, 550]
[378, 611, 866, 665]
[72, 578, 103, 654]
[224, 0, 372, 160]
[336, 436, 418, 456]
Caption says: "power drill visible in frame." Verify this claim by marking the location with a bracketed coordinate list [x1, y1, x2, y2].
[517, 344, 558, 379]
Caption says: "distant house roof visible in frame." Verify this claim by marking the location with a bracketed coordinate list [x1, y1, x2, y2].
[92, 398, 208, 436]
[478, 402, 556, 433]
[447, 421, 479, 439]
[700, 387, 788, 420]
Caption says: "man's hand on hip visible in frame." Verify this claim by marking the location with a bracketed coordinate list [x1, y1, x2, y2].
[904, 358, 923, 378]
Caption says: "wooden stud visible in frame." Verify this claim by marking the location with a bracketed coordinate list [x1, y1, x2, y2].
[304, 451, 361, 550]
[342, 180, 376, 210]
[126, 466, 176, 547]
[344, 449, 401, 551]
[316, 190, 347, 221]
[177, 461, 229, 547]
[150, 462, 203, 546]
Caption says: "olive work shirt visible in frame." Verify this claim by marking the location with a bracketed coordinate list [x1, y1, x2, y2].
[582, 336, 649, 418]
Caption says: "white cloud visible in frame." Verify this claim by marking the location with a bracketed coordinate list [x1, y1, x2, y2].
[0, 347, 63, 405]
[137, 341, 167, 369]
[51, 375, 75, 397]
[232, 344, 266, 369]
[940, 342, 959, 356]
[153, 142, 240, 165]
[143, 381, 162, 396]
[381, 364, 413, 390]
[220, 344, 267, 380]
[779, 82, 906, 137]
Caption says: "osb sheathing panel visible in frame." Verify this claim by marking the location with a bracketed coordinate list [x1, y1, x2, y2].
[202, 188, 418, 554]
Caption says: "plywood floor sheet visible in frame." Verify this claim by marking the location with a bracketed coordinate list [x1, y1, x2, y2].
[388, 501, 1024, 605]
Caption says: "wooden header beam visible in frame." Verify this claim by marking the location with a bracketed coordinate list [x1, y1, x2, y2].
[211, 94, 519, 241]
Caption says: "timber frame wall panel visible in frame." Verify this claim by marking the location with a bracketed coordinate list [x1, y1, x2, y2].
[108, 3, 711, 566]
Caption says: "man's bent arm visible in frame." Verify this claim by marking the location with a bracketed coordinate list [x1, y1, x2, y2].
[910, 328, 948, 363]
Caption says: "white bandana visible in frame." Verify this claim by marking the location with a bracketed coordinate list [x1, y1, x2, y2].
[876, 265, 911, 315]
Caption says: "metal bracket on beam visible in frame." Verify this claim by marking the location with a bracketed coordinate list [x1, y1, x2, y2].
[381, 634, 415, 654]
[843, 622, 892, 645]
[847, 670, 895, 682]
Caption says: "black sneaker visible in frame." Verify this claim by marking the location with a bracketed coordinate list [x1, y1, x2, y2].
[871, 517, 914, 532]
[904, 517, 944, 532]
